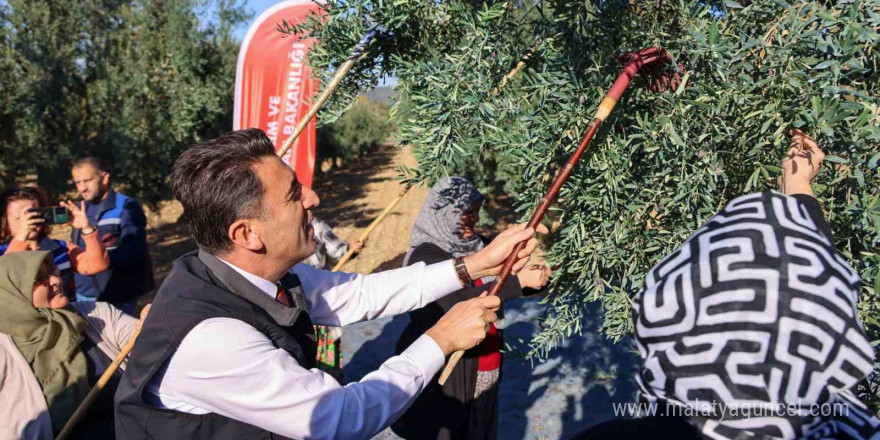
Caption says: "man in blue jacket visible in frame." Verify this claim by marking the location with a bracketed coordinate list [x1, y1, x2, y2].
[71, 157, 155, 315]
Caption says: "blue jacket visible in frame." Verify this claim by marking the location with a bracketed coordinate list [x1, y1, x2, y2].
[72, 188, 155, 304]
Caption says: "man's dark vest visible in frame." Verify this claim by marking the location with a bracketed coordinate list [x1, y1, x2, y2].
[114, 250, 317, 440]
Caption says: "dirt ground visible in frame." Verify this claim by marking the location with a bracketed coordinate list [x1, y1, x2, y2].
[309, 143, 527, 273]
[310, 144, 428, 274]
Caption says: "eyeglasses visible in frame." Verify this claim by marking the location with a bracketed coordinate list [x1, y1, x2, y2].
[34, 265, 61, 285]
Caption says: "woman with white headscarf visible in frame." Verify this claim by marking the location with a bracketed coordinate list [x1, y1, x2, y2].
[579, 131, 879, 439]
[392, 176, 551, 440]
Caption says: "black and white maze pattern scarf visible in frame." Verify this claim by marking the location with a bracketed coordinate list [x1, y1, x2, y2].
[633, 191, 880, 440]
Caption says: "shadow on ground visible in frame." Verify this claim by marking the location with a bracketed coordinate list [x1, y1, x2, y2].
[371, 251, 407, 273]
[341, 296, 640, 440]
[499, 298, 639, 440]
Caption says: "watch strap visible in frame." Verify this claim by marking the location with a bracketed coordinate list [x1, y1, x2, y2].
[453, 257, 473, 287]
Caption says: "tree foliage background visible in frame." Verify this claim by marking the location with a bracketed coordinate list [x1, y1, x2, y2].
[317, 96, 392, 164]
[0, 0, 248, 206]
[290, 0, 880, 401]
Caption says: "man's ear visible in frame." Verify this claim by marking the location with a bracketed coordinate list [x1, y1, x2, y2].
[228, 219, 264, 251]
[100, 171, 110, 187]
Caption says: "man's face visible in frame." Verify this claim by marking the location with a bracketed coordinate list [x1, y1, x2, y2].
[251, 156, 319, 267]
[71, 164, 110, 203]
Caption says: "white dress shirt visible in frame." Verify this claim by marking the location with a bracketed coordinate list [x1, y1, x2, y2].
[144, 258, 462, 440]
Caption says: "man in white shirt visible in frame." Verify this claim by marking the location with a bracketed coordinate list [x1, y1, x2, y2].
[114, 128, 546, 440]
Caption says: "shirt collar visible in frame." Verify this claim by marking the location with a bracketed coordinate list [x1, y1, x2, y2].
[197, 250, 306, 326]
[90, 186, 117, 216]
[215, 257, 278, 300]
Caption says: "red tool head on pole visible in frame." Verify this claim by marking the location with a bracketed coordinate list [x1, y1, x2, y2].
[616, 47, 681, 93]
[593, 47, 682, 122]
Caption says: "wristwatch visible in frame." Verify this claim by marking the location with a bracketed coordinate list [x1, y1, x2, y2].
[453, 257, 473, 287]
[81, 226, 97, 236]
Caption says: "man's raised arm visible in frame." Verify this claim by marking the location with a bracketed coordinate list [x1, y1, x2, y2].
[297, 223, 548, 327]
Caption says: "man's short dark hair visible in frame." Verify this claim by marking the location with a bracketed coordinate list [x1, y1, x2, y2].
[71, 156, 107, 173]
[170, 128, 277, 254]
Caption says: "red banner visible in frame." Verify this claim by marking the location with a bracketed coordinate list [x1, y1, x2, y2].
[234, 0, 322, 188]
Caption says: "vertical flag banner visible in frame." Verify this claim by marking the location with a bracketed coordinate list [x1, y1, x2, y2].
[234, 0, 322, 188]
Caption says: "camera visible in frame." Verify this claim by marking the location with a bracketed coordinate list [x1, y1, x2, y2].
[27, 207, 70, 225]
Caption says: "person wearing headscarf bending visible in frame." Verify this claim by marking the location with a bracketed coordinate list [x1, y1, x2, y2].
[0, 251, 145, 440]
[392, 176, 551, 440]
[580, 131, 879, 439]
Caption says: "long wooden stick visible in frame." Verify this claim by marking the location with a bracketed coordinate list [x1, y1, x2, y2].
[277, 26, 387, 159]
[277, 57, 358, 159]
[331, 185, 411, 271]
[55, 327, 142, 440]
[438, 47, 677, 385]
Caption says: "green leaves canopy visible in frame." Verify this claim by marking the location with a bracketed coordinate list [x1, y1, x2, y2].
[0, 0, 247, 206]
[293, 0, 879, 400]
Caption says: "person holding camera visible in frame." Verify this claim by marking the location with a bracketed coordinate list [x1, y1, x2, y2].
[70, 157, 154, 316]
[0, 187, 110, 301]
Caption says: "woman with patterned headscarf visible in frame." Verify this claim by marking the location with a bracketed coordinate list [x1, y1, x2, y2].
[580, 132, 879, 439]
[0, 251, 144, 440]
[392, 176, 551, 440]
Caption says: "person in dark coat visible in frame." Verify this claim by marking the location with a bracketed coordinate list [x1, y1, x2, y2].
[114, 130, 547, 440]
[392, 177, 550, 440]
